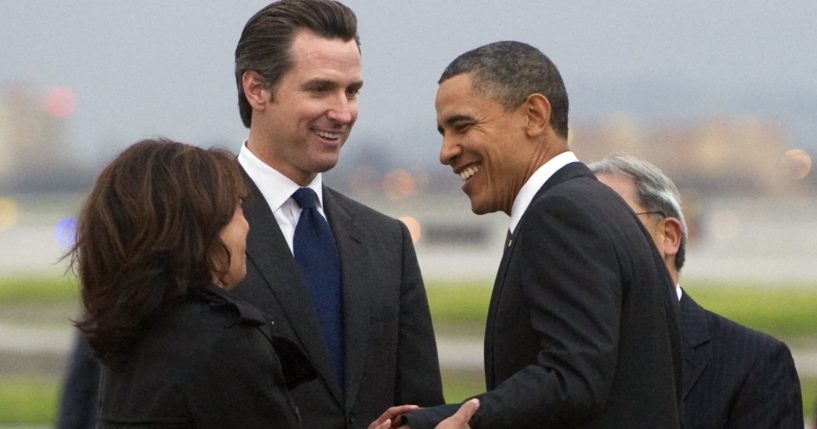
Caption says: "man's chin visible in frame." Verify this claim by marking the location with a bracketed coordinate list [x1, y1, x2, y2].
[469, 199, 495, 216]
[312, 156, 340, 173]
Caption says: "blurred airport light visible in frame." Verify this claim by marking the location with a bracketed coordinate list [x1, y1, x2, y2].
[44, 86, 77, 119]
[780, 148, 812, 181]
[383, 169, 418, 201]
[54, 217, 77, 251]
[398, 216, 422, 244]
[0, 198, 19, 231]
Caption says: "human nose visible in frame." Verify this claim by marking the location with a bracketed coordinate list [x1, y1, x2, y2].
[327, 93, 355, 124]
[439, 135, 461, 166]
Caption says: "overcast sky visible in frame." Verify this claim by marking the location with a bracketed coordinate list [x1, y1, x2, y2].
[2, 1, 816, 168]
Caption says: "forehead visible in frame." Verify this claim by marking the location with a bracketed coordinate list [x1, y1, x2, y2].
[287, 30, 361, 81]
[597, 173, 642, 210]
[435, 73, 501, 121]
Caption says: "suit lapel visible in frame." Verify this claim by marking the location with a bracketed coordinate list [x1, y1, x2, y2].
[678, 292, 711, 400]
[489, 162, 588, 311]
[241, 170, 343, 404]
[484, 230, 515, 388]
[485, 162, 586, 387]
[323, 187, 370, 411]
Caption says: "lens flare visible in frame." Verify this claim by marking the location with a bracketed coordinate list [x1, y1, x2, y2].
[54, 217, 77, 250]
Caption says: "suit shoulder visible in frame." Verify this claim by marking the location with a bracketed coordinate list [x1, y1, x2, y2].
[527, 172, 639, 237]
[534, 171, 629, 214]
[704, 307, 792, 358]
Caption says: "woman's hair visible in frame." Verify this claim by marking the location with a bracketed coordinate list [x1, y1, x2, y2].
[71, 138, 247, 366]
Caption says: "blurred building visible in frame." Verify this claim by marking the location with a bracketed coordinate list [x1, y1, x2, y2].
[0, 84, 89, 192]
[571, 114, 814, 196]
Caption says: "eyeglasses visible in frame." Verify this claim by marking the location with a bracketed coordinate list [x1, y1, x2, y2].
[635, 210, 667, 218]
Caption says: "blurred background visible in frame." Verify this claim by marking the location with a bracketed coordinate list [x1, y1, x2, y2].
[1, 0, 816, 426]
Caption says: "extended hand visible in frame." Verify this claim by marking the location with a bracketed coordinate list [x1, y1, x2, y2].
[368, 404, 419, 429]
[395, 399, 480, 429]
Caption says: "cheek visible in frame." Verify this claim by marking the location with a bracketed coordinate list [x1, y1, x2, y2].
[303, 100, 331, 120]
[240, 228, 249, 247]
[233, 226, 245, 247]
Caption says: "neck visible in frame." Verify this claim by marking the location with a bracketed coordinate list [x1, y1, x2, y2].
[667, 265, 680, 288]
[246, 128, 316, 186]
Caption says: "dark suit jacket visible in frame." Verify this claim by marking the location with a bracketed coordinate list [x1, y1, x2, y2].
[679, 292, 802, 428]
[233, 173, 444, 429]
[407, 162, 682, 428]
[56, 332, 101, 429]
[97, 284, 312, 428]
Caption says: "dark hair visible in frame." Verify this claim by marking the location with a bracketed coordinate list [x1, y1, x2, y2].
[235, 0, 359, 128]
[71, 138, 247, 366]
[589, 154, 687, 271]
[439, 41, 569, 139]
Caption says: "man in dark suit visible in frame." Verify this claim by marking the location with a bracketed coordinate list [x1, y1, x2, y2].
[591, 154, 803, 429]
[402, 41, 682, 428]
[230, 1, 443, 428]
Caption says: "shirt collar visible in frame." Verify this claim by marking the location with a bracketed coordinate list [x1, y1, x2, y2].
[238, 140, 324, 209]
[509, 151, 579, 233]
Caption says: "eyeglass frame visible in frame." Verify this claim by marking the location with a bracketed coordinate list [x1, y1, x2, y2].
[635, 210, 667, 218]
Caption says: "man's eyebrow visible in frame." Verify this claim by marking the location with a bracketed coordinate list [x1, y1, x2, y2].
[443, 114, 473, 127]
[437, 114, 473, 135]
[301, 79, 333, 89]
[302, 79, 364, 89]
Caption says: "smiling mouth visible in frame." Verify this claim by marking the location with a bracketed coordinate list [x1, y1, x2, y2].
[459, 165, 479, 181]
[314, 129, 343, 141]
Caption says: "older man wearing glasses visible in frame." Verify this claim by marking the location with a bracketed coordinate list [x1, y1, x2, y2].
[591, 154, 803, 429]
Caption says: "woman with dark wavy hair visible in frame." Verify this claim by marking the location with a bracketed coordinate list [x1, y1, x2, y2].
[71, 138, 313, 428]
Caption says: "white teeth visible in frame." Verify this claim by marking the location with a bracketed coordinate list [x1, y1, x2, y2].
[315, 130, 342, 140]
[459, 165, 479, 181]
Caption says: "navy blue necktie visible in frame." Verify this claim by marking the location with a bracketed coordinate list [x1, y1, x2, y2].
[291, 188, 344, 388]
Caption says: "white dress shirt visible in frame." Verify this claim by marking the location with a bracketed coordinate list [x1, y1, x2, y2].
[508, 151, 579, 234]
[238, 141, 327, 254]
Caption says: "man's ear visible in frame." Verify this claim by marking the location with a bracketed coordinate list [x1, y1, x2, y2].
[242, 70, 271, 111]
[522, 93, 552, 138]
[660, 217, 683, 257]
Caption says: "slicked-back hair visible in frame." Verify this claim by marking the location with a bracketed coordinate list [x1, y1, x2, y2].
[439, 41, 569, 139]
[589, 154, 688, 271]
[235, 0, 359, 128]
[71, 138, 247, 366]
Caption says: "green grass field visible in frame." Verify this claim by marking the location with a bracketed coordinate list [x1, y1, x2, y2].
[0, 376, 58, 424]
[0, 276, 78, 302]
[1, 277, 816, 423]
[426, 280, 817, 340]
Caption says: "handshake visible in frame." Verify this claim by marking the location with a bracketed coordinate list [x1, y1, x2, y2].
[369, 399, 480, 429]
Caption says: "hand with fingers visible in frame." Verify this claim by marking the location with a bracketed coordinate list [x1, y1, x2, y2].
[395, 399, 480, 429]
[368, 404, 420, 429]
